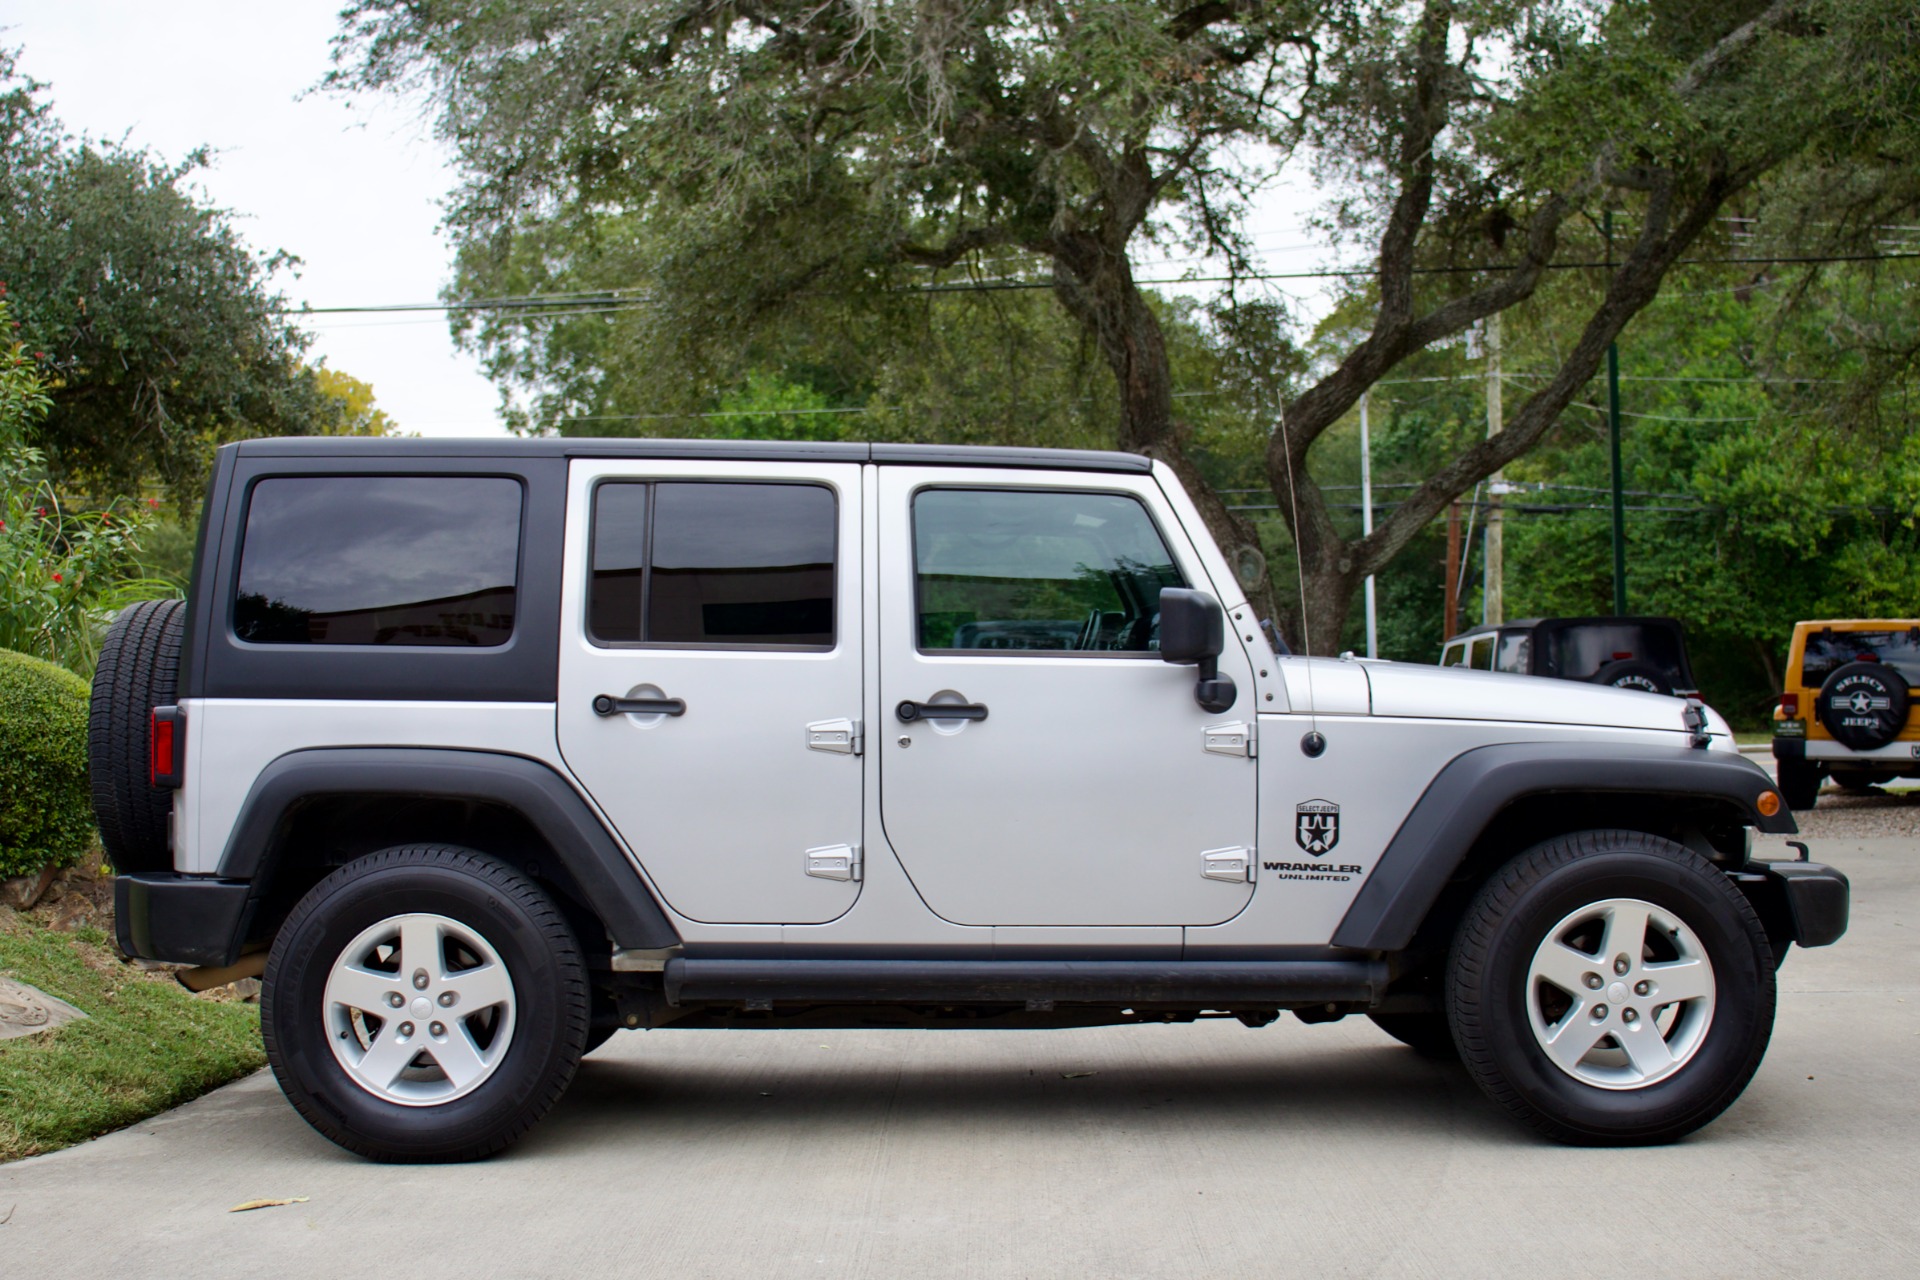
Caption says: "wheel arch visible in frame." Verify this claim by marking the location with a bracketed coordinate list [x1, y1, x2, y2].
[216, 747, 681, 966]
[1332, 742, 1795, 955]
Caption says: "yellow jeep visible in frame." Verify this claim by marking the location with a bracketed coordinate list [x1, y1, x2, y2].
[1773, 619, 1920, 809]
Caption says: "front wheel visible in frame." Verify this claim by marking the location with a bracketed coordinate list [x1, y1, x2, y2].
[1447, 831, 1775, 1145]
[263, 845, 589, 1162]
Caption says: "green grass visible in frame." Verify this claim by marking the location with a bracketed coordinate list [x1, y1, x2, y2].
[0, 916, 265, 1162]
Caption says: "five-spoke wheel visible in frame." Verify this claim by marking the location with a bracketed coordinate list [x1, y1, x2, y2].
[322, 913, 519, 1106]
[1523, 897, 1715, 1089]
[263, 845, 588, 1162]
[1448, 830, 1775, 1145]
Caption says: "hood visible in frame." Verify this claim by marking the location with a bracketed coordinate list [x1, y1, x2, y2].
[1360, 660, 1723, 735]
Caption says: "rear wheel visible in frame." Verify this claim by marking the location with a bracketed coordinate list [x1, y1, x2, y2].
[263, 845, 588, 1162]
[1447, 830, 1775, 1145]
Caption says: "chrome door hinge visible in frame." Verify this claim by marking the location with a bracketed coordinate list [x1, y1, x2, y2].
[1204, 721, 1255, 758]
[806, 718, 863, 756]
[1201, 846, 1256, 883]
[805, 843, 862, 882]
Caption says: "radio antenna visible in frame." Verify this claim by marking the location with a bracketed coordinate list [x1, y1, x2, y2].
[1275, 397, 1321, 748]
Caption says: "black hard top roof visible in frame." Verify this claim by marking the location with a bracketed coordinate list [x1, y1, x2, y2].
[230, 436, 1152, 475]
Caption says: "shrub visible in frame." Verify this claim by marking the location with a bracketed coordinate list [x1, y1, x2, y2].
[0, 647, 93, 878]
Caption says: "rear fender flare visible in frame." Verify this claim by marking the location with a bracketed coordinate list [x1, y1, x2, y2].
[218, 747, 681, 956]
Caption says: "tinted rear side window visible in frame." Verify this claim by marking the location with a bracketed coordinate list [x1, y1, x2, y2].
[234, 476, 522, 646]
[588, 481, 836, 647]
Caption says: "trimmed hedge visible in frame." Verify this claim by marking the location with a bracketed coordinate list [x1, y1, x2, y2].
[0, 648, 93, 878]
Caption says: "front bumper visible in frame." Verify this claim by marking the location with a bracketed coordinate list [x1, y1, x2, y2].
[1735, 858, 1850, 950]
[115, 873, 253, 967]
[1774, 735, 1920, 766]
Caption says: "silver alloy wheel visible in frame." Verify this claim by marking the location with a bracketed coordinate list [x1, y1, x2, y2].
[1524, 896, 1716, 1090]
[322, 912, 518, 1106]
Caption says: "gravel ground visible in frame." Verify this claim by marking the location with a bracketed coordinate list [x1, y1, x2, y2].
[1796, 787, 1920, 840]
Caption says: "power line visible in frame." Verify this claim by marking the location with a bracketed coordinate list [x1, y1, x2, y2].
[282, 250, 1920, 317]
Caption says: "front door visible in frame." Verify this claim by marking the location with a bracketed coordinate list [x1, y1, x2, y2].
[876, 470, 1258, 926]
[557, 459, 865, 925]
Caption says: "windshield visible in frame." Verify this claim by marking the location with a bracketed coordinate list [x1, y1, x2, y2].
[1538, 621, 1688, 683]
[1800, 627, 1920, 687]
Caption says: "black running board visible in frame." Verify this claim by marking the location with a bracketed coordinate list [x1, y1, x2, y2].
[662, 958, 1387, 1009]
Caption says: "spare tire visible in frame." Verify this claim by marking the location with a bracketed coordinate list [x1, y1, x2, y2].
[88, 598, 186, 872]
[1816, 660, 1909, 751]
[1593, 659, 1673, 695]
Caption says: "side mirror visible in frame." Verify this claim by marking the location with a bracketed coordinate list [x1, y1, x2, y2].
[1158, 588, 1236, 714]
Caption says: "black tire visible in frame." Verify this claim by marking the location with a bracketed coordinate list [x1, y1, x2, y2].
[88, 598, 186, 872]
[1777, 757, 1822, 811]
[1368, 1011, 1459, 1060]
[1447, 830, 1776, 1146]
[262, 845, 589, 1162]
[1815, 661, 1909, 750]
[1592, 660, 1672, 696]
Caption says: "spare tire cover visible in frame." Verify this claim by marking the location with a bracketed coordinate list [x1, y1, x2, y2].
[1816, 660, 1910, 751]
[1592, 659, 1673, 696]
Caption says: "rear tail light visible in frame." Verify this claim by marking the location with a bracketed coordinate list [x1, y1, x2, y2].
[150, 706, 183, 788]
[1779, 693, 1800, 717]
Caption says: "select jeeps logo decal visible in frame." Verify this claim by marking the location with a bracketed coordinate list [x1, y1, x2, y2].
[1295, 799, 1340, 856]
[1829, 681, 1892, 723]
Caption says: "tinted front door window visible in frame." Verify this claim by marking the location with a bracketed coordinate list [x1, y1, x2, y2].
[913, 488, 1183, 653]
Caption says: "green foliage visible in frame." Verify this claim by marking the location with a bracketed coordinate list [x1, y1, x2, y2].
[313, 367, 400, 437]
[0, 648, 92, 878]
[0, 49, 358, 492]
[0, 295, 175, 673]
[0, 918, 265, 1161]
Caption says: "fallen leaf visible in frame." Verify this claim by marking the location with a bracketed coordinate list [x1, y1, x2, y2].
[228, 1197, 310, 1213]
[1061, 1071, 1097, 1079]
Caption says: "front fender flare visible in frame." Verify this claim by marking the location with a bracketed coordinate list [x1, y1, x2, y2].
[1331, 742, 1794, 952]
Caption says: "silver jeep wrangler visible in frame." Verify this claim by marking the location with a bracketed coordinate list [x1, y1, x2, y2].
[92, 438, 1847, 1161]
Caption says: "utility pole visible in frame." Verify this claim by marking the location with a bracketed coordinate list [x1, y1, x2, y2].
[1444, 499, 1462, 640]
[1604, 210, 1628, 615]
[1360, 389, 1377, 658]
[1484, 313, 1504, 626]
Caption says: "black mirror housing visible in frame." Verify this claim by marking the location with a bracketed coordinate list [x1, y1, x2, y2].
[1159, 588, 1225, 666]
[1159, 588, 1236, 713]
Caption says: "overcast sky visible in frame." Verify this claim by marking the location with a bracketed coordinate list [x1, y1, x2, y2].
[1, 3, 1334, 441]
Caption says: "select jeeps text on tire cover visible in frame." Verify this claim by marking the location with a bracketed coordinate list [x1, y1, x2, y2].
[93, 438, 1849, 1161]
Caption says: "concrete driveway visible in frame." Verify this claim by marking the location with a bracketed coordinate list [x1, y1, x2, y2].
[4, 832, 1915, 1279]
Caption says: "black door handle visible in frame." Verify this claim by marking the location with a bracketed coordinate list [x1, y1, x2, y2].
[896, 699, 988, 723]
[593, 694, 687, 717]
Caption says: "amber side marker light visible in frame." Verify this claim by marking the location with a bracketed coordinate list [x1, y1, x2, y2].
[1756, 790, 1782, 818]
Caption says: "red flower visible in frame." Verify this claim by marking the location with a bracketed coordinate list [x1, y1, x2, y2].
[147, 497, 160, 509]
[35, 506, 47, 517]
[51, 573, 63, 583]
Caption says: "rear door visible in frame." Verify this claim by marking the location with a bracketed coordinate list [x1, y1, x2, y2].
[875, 468, 1258, 927]
[556, 459, 865, 924]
